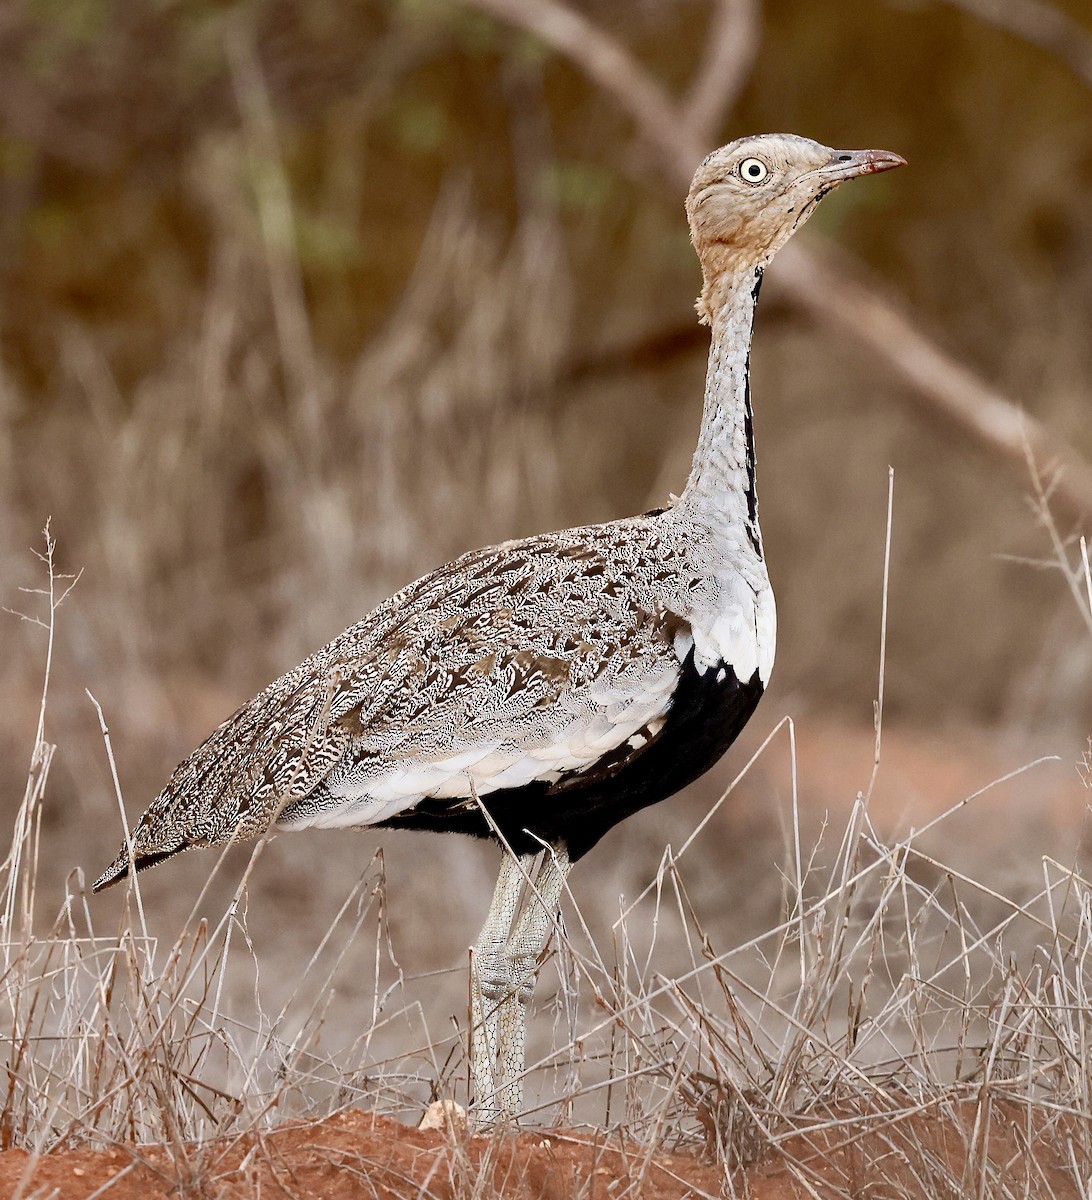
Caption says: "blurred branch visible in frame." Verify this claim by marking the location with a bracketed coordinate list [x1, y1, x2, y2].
[775, 244, 1092, 516]
[565, 321, 703, 384]
[941, 0, 1092, 88]
[468, 0, 698, 178]
[562, 292, 796, 385]
[463, 0, 1092, 524]
[681, 0, 761, 145]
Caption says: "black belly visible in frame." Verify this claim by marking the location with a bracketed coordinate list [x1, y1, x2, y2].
[376, 650, 764, 861]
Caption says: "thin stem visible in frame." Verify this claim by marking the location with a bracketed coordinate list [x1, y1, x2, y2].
[865, 466, 895, 806]
[85, 691, 148, 941]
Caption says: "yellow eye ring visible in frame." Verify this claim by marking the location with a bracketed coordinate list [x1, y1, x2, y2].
[738, 158, 769, 184]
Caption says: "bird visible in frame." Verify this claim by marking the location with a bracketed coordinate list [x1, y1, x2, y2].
[93, 134, 905, 1121]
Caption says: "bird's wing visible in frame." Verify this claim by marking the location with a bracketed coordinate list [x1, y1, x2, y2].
[94, 520, 687, 889]
[279, 542, 686, 830]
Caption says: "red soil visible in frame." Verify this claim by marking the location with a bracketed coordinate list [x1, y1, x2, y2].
[0, 1110, 719, 1199]
[0, 1104, 1083, 1199]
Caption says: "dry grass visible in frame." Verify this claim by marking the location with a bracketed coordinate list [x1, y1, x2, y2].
[2, 11, 1091, 1186]
[1, 500, 1089, 1198]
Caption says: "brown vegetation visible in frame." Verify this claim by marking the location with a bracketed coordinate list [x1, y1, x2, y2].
[2, 1, 1092, 1195]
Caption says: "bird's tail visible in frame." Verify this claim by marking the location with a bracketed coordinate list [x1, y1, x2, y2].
[92, 840, 188, 892]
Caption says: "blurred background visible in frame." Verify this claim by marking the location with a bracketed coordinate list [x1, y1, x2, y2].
[2, 0, 1091, 1104]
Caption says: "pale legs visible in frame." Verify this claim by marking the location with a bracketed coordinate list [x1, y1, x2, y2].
[470, 846, 571, 1122]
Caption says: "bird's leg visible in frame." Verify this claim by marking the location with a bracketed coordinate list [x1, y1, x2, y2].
[493, 846, 572, 1117]
[470, 852, 527, 1120]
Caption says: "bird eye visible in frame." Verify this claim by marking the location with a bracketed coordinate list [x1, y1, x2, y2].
[738, 158, 769, 184]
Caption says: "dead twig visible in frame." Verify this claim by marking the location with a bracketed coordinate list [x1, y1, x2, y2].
[463, 0, 1092, 525]
[774, 242, 1092, 522]
[679, 0, 761, 147]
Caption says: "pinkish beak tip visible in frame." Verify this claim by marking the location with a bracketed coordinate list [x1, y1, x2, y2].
[834, 148, 907, 176]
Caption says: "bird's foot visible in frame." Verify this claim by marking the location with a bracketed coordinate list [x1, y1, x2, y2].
[475, 947, 512, 1007]
[505, 946, 540, 999]
[470, 943, 510, 1110]
[471, 956, 535, 1121]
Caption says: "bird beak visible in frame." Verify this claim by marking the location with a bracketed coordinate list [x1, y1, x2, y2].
[817, 147, 907, 181]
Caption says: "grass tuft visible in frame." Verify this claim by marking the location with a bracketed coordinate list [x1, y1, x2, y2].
[1, 498, 1090, 1197]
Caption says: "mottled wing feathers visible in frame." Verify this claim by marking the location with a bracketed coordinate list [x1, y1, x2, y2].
[93, 517, 687, 891]
[92, 671, 354, 890]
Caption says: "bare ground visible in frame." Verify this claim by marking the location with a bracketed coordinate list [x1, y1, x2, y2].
[2, 1102, 1085, 1199]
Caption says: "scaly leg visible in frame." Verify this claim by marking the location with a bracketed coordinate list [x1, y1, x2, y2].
[470, 852, 527, 1120]
[493, 846, 572, 1117]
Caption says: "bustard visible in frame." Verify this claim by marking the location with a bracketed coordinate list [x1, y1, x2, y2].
[94, 134, 904, 1120]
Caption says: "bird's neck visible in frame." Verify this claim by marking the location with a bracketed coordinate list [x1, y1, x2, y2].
[678, 263, 765, 556]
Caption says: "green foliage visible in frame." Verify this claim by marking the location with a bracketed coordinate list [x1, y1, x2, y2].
[25, 201, 74, 252]
[388, 95, 450, 155]
[294, 207, 363, 270]
[545, 161, 616, 212]
[27, 0, 107, 68]
[0, 136, 35, 183]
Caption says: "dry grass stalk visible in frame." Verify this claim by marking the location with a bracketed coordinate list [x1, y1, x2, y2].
[2, 500, 1090, 1197]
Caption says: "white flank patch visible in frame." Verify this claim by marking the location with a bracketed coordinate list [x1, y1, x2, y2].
[685, 580, 776, 686]
[756, 584, 776, 685]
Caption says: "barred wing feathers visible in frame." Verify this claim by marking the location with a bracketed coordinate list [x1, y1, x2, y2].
[93, 519, 687, 891]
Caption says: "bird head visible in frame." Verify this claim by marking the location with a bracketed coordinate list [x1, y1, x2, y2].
[687, 133, 905, 319]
